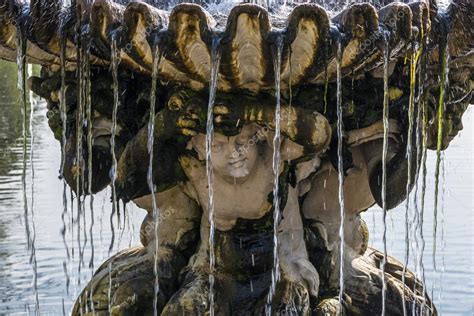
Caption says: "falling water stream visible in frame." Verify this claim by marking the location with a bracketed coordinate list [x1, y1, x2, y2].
[109, 36, 120, 255]
[59, 22, 71, 297]
[266, 32, 283, 315]
[433, 39, 449, 273]
[106, 37, 121, 313]
[59, 23, 68, 178]
[401, 42, 418, 316]
[80, 23, 96, 314]
[74, 13, 88, 294]
[148, 43, 161, 316]
[410, 33, 426, 315]
[380, 32, 390, 316]
[335, 38, 346, 309]
[413, 26, 431, 313]
[206, 34, 221, 316]
[437, 153, 447, 311]
[16, 23, 40, 314]
[16, 20, 30, 257]
[78, 29, 90, 283]
[419, 100, 429, 314]
[28, 63, 40, 316]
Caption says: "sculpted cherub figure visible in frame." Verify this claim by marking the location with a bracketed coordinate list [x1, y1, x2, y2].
[71, 88, 332, 314]
[162, 122, 326, 315]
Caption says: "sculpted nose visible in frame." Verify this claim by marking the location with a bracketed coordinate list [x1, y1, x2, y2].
[234, 142, 243, 152]
[230, 143, 244, 159]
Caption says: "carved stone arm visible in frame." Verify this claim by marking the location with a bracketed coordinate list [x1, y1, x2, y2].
[212, 96, 332, 156]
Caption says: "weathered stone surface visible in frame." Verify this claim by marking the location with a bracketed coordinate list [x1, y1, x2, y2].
[2, 0, 471, 90]
[3, 1, 472, 315]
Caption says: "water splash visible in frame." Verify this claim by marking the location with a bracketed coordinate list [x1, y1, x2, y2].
[148, 43, 162, 316]
[335, 38, 346, 308]
[206, 34, 221, 316]
[266, 32, 283, 315]
[380, 33, 390, 316]
[109, 36, 120, 255]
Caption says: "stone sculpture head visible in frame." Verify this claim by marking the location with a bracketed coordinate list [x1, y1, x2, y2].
[191, 124, 263, 180]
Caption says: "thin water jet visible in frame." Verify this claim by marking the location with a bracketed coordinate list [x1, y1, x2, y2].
[148, 42, 161, 316]
[108, 36, 120, 255]
[380, 32, 390, 316]
[335, 37, 345, 309]
[402, 41, 418, 316]
[433, 36, 449, 273]
[267, 31, 284, 315]
[206, 34, 221, 316]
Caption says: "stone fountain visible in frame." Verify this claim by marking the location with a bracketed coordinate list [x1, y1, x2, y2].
[0, 0, 472, 314]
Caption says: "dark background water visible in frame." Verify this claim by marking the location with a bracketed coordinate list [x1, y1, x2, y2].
[0, 59, 472, 315]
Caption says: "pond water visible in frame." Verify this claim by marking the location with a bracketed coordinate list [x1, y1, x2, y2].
[0, 61, 145, 314]
[363, 117, 474, 315]
[0, 58, 472, 315]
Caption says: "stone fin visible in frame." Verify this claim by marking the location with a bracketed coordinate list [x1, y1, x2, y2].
[312, 3, 380, 83]
[165, 3, 214, 84]
[220, 4, 271, 94]
[121, 1, 168, 70]
[282, 4, 330, 88]
[408, 1, 431, 42]
[90, 0, 125, 59]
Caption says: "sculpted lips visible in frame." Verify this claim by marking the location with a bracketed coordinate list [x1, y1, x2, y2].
[229, 157, 247, 168]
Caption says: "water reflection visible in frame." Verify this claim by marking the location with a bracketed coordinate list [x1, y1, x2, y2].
[0, 61, 24, 176]
[0, 60, 143, 314]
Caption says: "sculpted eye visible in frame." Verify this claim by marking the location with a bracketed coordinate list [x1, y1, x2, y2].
[235, 135, 248, 145]
[212, 143, 222, 152]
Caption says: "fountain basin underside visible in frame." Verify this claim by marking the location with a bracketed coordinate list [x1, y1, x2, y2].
[1, 0, 473, 314]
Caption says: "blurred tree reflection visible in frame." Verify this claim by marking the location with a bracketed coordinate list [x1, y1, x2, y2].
[0, 60, 27, 175]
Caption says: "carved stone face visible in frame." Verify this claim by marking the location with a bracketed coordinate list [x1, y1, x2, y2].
[193, 124, 261, 180]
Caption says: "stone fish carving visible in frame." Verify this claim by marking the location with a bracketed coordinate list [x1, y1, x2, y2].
[1, 0, 472, 314]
